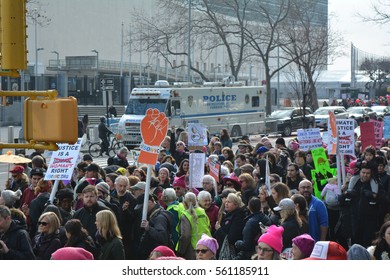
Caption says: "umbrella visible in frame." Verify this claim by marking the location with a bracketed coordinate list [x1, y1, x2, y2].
[0, 150, 32, 164]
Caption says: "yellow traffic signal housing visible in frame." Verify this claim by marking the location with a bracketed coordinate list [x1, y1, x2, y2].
[0, 0, 28, 70]
[24, 96, 78, 144]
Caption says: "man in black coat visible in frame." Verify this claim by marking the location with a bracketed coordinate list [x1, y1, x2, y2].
[0, 205, 35, 260]
[73, 185, 110, 242]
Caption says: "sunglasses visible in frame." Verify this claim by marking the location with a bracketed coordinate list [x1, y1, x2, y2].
[38, 221, 48, 226]
[225, 182, 233, 186]
[196, 249, 209, 254]
[174, 187, 182, 190]
[270, 180, 276, 184]
[256, 246, 273, 253]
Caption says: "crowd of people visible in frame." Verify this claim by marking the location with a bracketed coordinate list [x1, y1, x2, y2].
[1, 126, 390, 261]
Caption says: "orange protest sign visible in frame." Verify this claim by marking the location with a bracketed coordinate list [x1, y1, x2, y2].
[138, 108, 169, 165]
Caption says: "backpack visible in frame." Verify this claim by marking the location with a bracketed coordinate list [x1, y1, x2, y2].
[325, 189, 339, 207]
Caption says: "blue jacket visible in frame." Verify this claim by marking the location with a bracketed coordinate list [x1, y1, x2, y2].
[308, 195, 328, 241]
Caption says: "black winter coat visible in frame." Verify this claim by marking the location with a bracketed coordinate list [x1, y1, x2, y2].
[280, 215, 301, 250]
[73, 202, 110, 242]
[235, 212, 272, 259]
[215, 207, 246, 256]
[32, 231, 62, 260]
[0, 221, 35, 260]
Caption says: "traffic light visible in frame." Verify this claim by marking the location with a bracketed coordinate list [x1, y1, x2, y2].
[0, 0, 27, 70]
[24, 96, 78, 144]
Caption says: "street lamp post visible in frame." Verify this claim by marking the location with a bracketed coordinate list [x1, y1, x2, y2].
[249, 65, 254, 85]
[51, 51, 60, 92]
[35, 48, 44, 90]
[143, 65, 151, 85]
[91, 49, 99, 90]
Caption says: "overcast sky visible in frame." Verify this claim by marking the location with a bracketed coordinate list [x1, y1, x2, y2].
[328, 0, 390, 70]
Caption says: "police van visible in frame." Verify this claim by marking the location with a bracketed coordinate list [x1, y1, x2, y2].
[117, 81, 267, 147]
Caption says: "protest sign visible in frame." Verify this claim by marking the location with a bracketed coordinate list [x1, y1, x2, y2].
[45, 138, 82, 204]
[137, 108, 168, 221]
[188, 123, 207, 148]
[311, 147, 337, 199]
[327, 111, 338, 155]
[189, 153, 205, 189]
[45, 139, 82, 181]
[373, 120, 384, 148]
[360, 122, 376, 151]
[384, 116, 390, 139]
[336, 119, 355, 156]
[297, 128, 322, 151]
[208, 157, 220, 184]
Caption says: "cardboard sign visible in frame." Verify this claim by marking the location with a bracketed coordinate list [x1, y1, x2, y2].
[45, 139, 82, 180]
[189, 153, 205, 188]
[188, 123, 208, 148]
[297, 128, 322, 151]
[360, 122, 376, 151]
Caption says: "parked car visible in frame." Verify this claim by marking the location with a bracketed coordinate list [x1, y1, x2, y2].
[313, 106, 349, 130]
[346, 106, 377, 123]
[371, 105, 390, 118]
[266, 107, 315, 136]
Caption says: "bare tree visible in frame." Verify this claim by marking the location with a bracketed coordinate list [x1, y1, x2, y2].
[26, 0, 52, 27]
[360, 57, 390, 97]
[280, 1, 342, 111]
[243, 0, 292, 115]
[130, 0, 256, 82]
[359, 0, 390, 24]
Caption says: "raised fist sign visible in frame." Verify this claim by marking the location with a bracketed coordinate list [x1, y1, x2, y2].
[138, 108, 169, 165]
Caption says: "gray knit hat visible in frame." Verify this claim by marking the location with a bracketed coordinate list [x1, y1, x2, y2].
[1, 189, 22, 207]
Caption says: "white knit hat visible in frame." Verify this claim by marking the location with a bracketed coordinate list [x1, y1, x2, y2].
[1, 189, 22, 207]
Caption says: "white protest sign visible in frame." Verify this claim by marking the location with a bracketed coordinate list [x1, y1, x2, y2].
[188, 123, 208, 147]
[45, 138, 82, 181]
[334, 119, 355, 156]
[297, 128, 322, 151]
[189, 153, 205, 188]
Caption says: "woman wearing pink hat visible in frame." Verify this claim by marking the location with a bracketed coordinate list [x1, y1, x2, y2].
[253, 225, 284, 260]
[196, 234, 219, 260]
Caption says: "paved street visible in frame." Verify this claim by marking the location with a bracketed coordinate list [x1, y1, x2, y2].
[0, 125, 295, 191]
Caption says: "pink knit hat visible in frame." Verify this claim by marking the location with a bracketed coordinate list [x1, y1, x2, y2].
[196, 234, 219, 255]
[152, 246, 176, 257]
[258, 225, 284, 253]
[51, 247, 94, 260]
[292, 234, 315, 258]
[172, 175, 187, 189]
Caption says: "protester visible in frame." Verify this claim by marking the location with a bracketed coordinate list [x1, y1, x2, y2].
[0, 205, 35, 260]
[196, 234, 219, 260]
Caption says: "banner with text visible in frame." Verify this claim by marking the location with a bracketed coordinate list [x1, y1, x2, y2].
[297, 128, 322, 151]
[335, 119, 355, 156]
[45, 139, 82, 180]
[208, 157, 220, 184]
